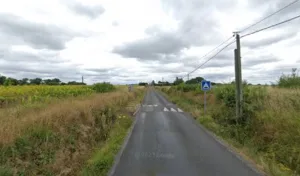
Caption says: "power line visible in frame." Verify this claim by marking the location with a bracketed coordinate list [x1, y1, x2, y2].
[241, 14, 300, 38]
[185, 40, 236, 77]
[240, 0, 299, 33]
[184, 36, 234, 66]
[180, 36, 235, 79]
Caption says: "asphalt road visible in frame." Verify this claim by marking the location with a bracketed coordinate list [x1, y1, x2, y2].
[109, 88, 262, 176]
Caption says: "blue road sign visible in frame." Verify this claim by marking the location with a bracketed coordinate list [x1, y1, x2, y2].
[201, 80, 211, 91]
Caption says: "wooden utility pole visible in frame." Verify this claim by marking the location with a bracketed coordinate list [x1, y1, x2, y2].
[82, 75, 84, 84]
[234, 33, 243, 119]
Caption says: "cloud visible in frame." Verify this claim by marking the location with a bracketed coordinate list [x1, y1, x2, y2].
[242, 0, 300, 34]
[0, 47, 82, 82]
[183, 52, 234, 69]
[243, 54, 280, 68]
[67, 1, 105, 19]
[112, 32, 189, 60]
[243, 32, 297, 49]
[112, 0, 235, 62]
[0, 60, 81, 79]
[0, 13, 77, 51]
[112, 21, 119, 26]
[201, 72, 234, 82]
[0, 49, 66, 64]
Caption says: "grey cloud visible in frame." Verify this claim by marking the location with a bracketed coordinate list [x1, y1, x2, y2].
[243, 55, 281, 68]
[67, 1, 105, 19]
[248, 0, 300, 17]
[242, 0, 300, 34]
[113, 32, 189, 60]
[0, 49, 82, 82]
[243, 64, 298, 84]
[84, 68, 116, 73]
[243, 32, 297, 49]
[183, 52, 234, 69]
[201, 72, 234, 82]
[0, 13, 76, 50]
[113, 0, 235, 61]
[0, 61, 80, 75]
[0, 49, 67, 64]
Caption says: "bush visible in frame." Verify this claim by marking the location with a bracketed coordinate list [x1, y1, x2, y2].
[213, 85, 267, 124]
[175, 84, 200, 92]
[92, 83, 116, 93]
[278, 75, 300, 88]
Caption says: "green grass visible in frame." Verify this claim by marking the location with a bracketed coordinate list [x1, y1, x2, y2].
[81, 116, 133, 176]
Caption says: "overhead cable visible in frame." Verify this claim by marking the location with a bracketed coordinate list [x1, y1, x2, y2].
[240, 0, 299, 33]
[241, 14, 300, 38]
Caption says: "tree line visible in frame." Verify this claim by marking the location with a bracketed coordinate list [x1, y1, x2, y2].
[138, 76, 217, 86]
[0, 75, 86, 86]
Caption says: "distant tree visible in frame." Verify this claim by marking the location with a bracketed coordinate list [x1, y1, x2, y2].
[185, 77, 204, 84]
[173, 77, 184, 85]
[0, 75, 6, 85]
[292, 68, 297, 77]
[30, 78, 42, 85]
[18, 78, 29, 85]
[67, 81, 86, 85]
[10, 78, 18, 85]
[3, 79, 11, 86]
[4, 78, 18, 86]
[43, 78, 61, 85]
[151, 80, 156, 86]
[138, 82, 148, 86]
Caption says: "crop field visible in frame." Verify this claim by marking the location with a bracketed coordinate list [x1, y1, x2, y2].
[0, 83, 120, 107]
[0, 83, 146, 175]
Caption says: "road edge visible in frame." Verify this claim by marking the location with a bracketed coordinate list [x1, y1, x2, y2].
[156, 90, 266, 176]
[107, 90, 147, 176]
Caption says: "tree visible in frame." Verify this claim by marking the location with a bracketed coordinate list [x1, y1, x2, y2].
[151, 80, 156, 86]
[173, 77, 184, 85]
[43, 78, 61, 85]
[4, 78, 18, 86]
[18, 78, 29, 85]
[30, 78, 42, 85]
[185, 77, 204, 84]
[292, 68, 297, 77]
[67, 81, 86, 85]
[138, 82, 148, 86]
[0, 75, 6, 85]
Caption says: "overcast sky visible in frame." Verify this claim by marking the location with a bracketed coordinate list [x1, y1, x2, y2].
[0, 0, 299, 84]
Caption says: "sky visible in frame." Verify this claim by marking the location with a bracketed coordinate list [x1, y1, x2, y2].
[0, 0, 299, 85]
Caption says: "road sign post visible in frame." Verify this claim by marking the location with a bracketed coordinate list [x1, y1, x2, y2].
[201, 80, 211, 116]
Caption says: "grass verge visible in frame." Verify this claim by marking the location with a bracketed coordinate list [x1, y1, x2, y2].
[81, 116, 133, 176]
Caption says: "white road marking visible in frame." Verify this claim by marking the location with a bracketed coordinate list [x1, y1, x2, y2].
[143, 104, 158, 107]
[163, 107, 169, 111]
[170, 108, 177, 112]
[177, 108, 183, 112]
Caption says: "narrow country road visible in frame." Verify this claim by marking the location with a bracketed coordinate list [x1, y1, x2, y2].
[109, 88, 262, 176]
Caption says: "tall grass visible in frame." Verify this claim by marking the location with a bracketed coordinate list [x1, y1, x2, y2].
[0, 87, 145, 175]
